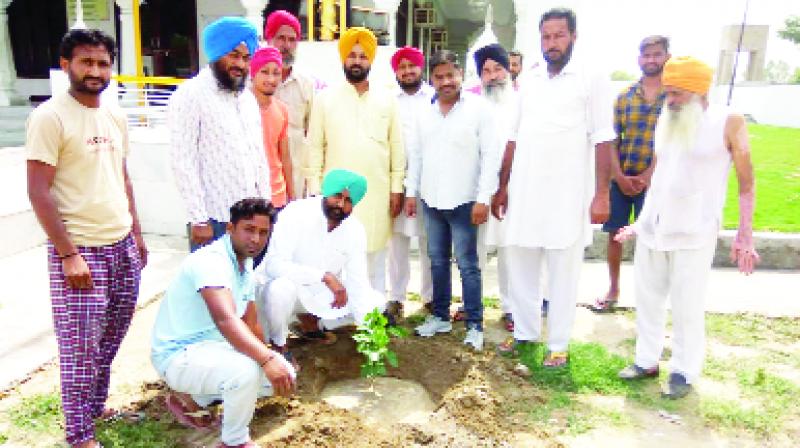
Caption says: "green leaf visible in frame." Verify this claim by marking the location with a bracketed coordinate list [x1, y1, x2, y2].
[386, 350, 398, 368]
[388, 326, 408, 338]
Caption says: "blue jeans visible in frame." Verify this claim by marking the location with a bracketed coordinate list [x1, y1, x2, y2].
[188, 219, 228, 252]
[422, 200, 483, 330]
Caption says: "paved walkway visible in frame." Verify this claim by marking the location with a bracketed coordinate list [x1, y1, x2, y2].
[0, 243, 797, 391]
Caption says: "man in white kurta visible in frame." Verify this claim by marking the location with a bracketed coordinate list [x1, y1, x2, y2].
[616, 56, 758, 399]
[259, 170, 385, 349]
[305, 27, 405, 295]
[386, 46, 435, 321]
[494, 8, 615, 365]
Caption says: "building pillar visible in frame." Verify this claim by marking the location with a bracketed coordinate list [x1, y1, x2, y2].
[241, 0, 268, 39]
[115, 0, 137, 77]
[0, 0, 18, 105]
[512, 0, 536, 58]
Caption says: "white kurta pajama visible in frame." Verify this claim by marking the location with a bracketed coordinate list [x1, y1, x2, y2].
[258, 197, 385, 346]
[389, 83, 435, 303]
[502, 60, 615, 351]
[305, 82, 406, 295]
[631, 104, 732, 383]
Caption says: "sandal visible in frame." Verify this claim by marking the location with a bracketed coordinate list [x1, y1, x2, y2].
[289, 322, 337, 345]
[96, 408, 145, 423]
[451, 306, 466, 322]
[164, 393, 219, 430]
[501, 313, 514, 332]
[543, 351, 568, 368]
[496, 337, 529, 357]
[590, 296, 618, 313]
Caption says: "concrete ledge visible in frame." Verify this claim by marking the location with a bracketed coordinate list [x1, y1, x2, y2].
[584, 228, 800, 270]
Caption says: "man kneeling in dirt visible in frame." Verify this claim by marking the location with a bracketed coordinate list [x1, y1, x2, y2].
[258, 169, 386, 357]
[151, 198, 296, 448]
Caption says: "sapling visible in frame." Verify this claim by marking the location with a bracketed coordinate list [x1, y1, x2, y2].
[353, 308, 408, 389]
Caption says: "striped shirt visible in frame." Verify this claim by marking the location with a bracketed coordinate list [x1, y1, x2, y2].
[614, 80, 665, 176]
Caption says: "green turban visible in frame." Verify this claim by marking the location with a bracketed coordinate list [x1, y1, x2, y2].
[322, 169, 368, 206]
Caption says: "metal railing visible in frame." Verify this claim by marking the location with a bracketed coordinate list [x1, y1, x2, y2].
[113, 75, 184, 128]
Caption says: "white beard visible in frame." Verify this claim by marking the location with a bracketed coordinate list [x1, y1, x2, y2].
[655, 95, 705, 154]
[483, 80, 514, 107]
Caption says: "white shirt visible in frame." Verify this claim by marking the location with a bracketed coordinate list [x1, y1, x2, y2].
[634, 104, 732, 251]
[406, 91, 500, 209]
[503, 58, 615, 249]
[394, 83, 434, 236]
[260, 196, 373, 319]
[169, 68, 270, 224]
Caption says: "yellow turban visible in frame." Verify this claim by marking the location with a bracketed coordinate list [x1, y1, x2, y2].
[662, 56, 714, 95]
[338, 27, 377, 63]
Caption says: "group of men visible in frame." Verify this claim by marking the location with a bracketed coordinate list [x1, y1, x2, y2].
[26, 6, 760, 448]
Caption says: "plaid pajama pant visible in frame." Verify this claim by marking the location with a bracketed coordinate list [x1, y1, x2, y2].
[48, 234, 141, 445]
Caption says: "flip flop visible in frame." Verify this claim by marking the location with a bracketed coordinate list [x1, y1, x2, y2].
[289, 322, 338, 345]
[164, 393, 219, 430]
[451, 306, 466, 322]
[590, 296, 618, 313]
[97, 408, 145, 423]
[543, 351, 569, 368]
[501, 313, 514, 332]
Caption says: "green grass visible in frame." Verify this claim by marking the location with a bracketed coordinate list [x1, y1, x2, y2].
[8, 392, 62, 435]
[722, 124, 800, 232]
[96, 418, 178, 448]
[705, 313, 800, 347]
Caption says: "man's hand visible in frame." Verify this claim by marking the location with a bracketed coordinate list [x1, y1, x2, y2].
[190, 223, 214, 247]
[590, 193, 610, 224]
[471, 203, 489, 226]
[615, 176, 640, 196]
[389, 193, 404, 218]
[491, 187, 508, 220]
[613, 225, 636, 243]
[62, 254, 94, 289]
[261, 353, 296, 397]
[323, 272, 348, 308]
[133, 231, 148, 267]
[404, 197, 417, 218]
[730, 231, 759, 275]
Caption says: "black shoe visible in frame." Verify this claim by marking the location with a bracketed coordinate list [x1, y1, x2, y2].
[618, 364, 659, 380]
[662, 372, 692, 399]
[542, 299, 549, 317]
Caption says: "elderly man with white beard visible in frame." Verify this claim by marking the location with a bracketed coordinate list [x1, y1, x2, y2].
[616, 56, 759, 399]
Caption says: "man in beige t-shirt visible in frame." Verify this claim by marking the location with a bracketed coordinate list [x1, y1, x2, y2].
[26, 29, 146, 448]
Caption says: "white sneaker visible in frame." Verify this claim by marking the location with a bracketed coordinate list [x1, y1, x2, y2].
[463, 328, 484, 351]
[415, 315, 452, 337]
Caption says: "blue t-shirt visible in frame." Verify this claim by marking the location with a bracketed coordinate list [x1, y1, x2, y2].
[150, 235, 254, 376]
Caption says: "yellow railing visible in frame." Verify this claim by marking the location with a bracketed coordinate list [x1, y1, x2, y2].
[307, 0, 347, 42]
[113, 74, 185, 86]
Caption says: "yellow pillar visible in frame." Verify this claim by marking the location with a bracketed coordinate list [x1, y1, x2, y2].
[321, 0, 335, 40]
[339, 0, 346, 36]
[132, 0, 143, 77]
[307, 0, 315, 41]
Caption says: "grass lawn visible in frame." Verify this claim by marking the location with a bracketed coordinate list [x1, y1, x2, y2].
[722, 124, 800, 232]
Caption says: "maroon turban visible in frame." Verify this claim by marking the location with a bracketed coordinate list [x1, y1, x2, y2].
[391, 46, 424, 72]
[265, 10, 301, 40]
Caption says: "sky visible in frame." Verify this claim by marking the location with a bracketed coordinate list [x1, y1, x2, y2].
[507, 0, 800, 77]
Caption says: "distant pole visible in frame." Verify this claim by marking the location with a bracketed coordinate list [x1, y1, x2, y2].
[727, 0, 750, 106]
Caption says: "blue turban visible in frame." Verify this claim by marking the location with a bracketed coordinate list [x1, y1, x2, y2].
[322, 169, 368, 206]
[474, 43, 510, 74]
[202, 17, 258, 63]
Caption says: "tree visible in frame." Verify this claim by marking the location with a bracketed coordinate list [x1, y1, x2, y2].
[764, 60, 791, 83]
[610, 70, 636, 81]
[778, 16, 800, 46]
[791, 68, 800, 85]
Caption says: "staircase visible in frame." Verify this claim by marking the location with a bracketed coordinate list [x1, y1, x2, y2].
[0, 105, 32, 148]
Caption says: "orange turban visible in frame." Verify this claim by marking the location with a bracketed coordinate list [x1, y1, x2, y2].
[662, 56, 714, 95]
[338, 27, 377, 63]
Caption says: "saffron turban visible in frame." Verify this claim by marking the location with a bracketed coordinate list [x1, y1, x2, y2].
[474, 43, 509, 74]
[202, 17, 258, 63]
[322, 169, 368, 206]
[338, 27, 377, 63]
[265, 10, 301, 40]
[391, 46, 424, 72]
[250, 46, 283, 77]
[662, 56, 714, 95]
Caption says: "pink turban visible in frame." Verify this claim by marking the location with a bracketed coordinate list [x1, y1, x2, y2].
[391, 46, 424, 72]
[265, 10, 301, 40]
[250, 46, 282, 77]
